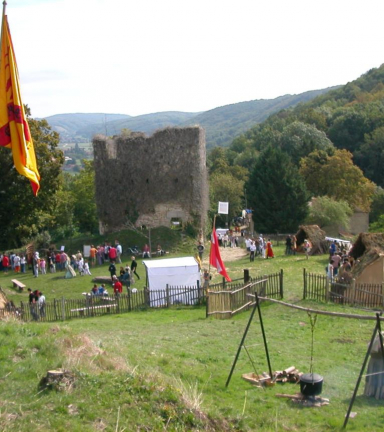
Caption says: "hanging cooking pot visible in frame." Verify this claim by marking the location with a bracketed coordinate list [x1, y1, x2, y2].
[300, 372, 323, 396]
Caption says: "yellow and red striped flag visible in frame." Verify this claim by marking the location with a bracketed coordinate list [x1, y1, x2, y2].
[0, 13, 40, 195]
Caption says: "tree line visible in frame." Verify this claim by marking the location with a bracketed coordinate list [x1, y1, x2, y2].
[208, 64, 384, 233]
[0, 108, 98, 250]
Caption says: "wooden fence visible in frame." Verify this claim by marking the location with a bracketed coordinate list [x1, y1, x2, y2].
[303, 269, 384, 309]
[206, 270, 284, 319]
[3, 285, 205, 323]
[0, 270, 282, 322]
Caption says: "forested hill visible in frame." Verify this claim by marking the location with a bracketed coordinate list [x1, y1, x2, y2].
[43, 113, 131, 143]
[74, 111, 199, 140]
[182, 87, 339, 149]
[44, 87, 336, 147]
[227, 63, 384, 188]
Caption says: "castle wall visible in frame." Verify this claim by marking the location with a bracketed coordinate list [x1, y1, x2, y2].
[93, 127, 208, 234]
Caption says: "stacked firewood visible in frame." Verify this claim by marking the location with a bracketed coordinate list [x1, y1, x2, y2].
[273, 366, 302, 383]
[242, 366, 302, 387]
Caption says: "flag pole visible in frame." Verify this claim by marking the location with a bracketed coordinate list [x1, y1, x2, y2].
[208, 214, 217, 276]
[0, 2, 6, 81]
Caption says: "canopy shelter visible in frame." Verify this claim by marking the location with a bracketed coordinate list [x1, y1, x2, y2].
[143, 257, 201, 306]
[325, 236, 351, 246]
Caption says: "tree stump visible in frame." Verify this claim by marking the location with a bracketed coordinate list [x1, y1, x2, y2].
[39, 369, 76, 391]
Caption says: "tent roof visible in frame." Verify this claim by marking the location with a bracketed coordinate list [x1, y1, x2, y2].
[295, 224, 328, 255]
[350, 233, 384, 278]
[143, 256, 198, 269]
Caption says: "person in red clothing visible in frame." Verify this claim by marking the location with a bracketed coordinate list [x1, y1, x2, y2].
[266, 239, 274, 259]
[55, 252, 61, 271]
[2, 255, 9, 274]
[112, 276, 123, 297]
[109, 246, 117, 262]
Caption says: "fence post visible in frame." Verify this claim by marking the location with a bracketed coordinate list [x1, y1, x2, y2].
[381, 283, 384, 308]
[303, 268, 306, 299]
[20, 301, 25, 321]
[127, 290, 132, 311]
[351, 278, 356, 306]
[262, 275, 268, 297]
[222, 277, 226, 289]
[144, 288, 150, 307]
[197, 280, 201, 304]
[53, 298, 58, 321]
[61, 297, 66, 321]
[166, 284, 170, 308]
[205, 291, 209, 318]
[325, 276, 329, 302]
[279, 269, 284, 298]
[243, 269, 250, 284]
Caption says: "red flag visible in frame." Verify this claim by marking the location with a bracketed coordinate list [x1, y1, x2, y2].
[210, 228, 231, 282]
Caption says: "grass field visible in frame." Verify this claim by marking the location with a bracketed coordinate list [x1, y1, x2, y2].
[0, 243, 383, 431]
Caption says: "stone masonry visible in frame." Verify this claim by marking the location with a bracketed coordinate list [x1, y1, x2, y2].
[93, 127, 209, 234]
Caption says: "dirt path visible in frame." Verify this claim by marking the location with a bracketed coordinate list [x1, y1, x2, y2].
[201, 246, 247, 265]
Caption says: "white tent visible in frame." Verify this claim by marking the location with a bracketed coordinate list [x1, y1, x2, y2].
[143, 257, 201, 306]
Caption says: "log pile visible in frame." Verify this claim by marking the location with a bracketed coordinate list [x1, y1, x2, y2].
[242, 366, 302, 387]
[273, 366, 302, 383]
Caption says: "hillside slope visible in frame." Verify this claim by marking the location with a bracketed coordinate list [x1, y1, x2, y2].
[182, 87, 339, 149]
[44, 88, 337, 148]
[227, 63, 384, 187]
[75, 111, 199, 138]
[44, 113, 131, 142]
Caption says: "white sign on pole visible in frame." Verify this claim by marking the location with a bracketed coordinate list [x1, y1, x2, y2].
[218, 201, 229, 215]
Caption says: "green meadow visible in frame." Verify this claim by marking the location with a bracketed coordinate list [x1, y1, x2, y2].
[0, 242, 382, 431]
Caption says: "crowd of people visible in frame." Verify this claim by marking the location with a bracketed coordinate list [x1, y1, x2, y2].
[217, 232, 239, 248]
[27, 288, 46, 321]
[0, 253, 27, 274]
[244, 235, 274, 261]
[326, 240, 354, 282]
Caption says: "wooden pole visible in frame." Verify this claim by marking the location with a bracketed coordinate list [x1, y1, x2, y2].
[225, 297, 259, 387]
[208, 214, 216, 277]
[0, 2, 7, 71]
[343, 313, 382, 429]
[279, 269, 284, 298]
[251, 295, 384, 321]
[166, 284, 170, 308]
[243, 269, 250, 284]
[256, 292, 273, 379]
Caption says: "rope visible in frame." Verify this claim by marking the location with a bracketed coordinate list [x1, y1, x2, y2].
[307, 311, 317, 374]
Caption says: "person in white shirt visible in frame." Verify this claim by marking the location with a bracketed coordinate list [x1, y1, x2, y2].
[83, 261, 92, 275]
[116, 242, 122, 264]
[38, 292, 46, 318]
[249, 241, 256, 262]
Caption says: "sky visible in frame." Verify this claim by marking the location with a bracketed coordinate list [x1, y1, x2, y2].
[5, 0, 384, 118]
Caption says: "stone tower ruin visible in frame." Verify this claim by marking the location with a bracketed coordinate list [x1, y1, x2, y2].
[93, 126, 209, 234]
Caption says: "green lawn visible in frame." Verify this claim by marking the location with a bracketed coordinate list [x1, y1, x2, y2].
[0, 244, 382, 431]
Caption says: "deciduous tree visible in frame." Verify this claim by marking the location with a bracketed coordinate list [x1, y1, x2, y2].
[0, 108, 64, 248]
[306, 196, 353, 229]
[209, 172, 245, 226]
[300, 149, 375, 211]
